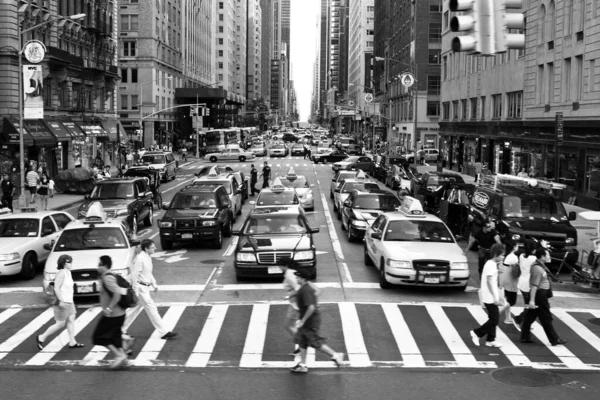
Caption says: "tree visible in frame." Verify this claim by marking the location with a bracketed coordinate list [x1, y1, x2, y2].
[243, 97, 270, 127]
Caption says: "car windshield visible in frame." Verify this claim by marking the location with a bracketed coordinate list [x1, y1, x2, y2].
[243, 215, 306, 234]
[353, 195, 400, 210]
[141, 154, 166, 164]
[384, 220, 455, 243]
[90, 183, 134, 199]
[340, 138, 354, 144]
[503, 196, 568, 220]
[293, 145, 304, 149]
[209, 181, 232, 194]
[0, 219, 39, 237]
[280, 177, 308, 188]
[257, 192, 299, 206]
[55, 227, 128, 251]
[272, 145, 285, 149]
[336, 172, 357, 182]
[170, 193, 217, 209]
[341, 182, 379, 193]
[343, 156, 360, 163]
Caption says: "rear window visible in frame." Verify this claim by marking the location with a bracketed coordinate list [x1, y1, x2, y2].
[55, 227, 128, 251]
[341, 182, 379, 193]
[170, 193, 217, 209]
[256, 192, 299, 206]
[141, 154, 166, 164]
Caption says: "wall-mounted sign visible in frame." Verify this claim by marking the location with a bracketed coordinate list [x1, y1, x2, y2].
[23, 40, 46, 63]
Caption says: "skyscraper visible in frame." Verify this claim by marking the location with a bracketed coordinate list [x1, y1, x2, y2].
[260, 0, 273, 102]
[247, 0, 262, 101]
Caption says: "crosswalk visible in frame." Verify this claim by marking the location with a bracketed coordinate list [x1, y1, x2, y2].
[1, 302, 600, 370]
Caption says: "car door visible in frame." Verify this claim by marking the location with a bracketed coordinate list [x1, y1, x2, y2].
[341, 192, 354, 227]
[231, 179, 242, 214]
[357, 157, 371, 171]
[365, 215, 385, 260]
[39, 216, 60, 262]
[135, 180, 151, 219]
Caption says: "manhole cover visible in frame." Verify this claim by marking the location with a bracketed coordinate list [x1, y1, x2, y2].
[199, 260, 224, 265]
[491, 367, 560, 388]
[589, 318, 600, 326]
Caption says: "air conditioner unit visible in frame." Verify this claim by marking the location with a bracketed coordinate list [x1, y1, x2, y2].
[544, 104, 551, 112]
[572, 102, 580, 110]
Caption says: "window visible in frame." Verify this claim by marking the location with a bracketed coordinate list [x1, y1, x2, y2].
[120, 68, 128, 83]
[120, 94, 128, 110]
[480, 96, 486, 119]
[429, 50, 441, 64]
[131, 69, 138, 83]
[589, 59, 596, 92]
[219, 1, 223, 9]
[452, 100, 459, 119]
[563, 58, 571, 102]
[427, 101, 440, 116]
[218, 25, 224, 33]
[470, 98, 478, 119]
[367, 5, 375, 12]
[575, 55, 583, 100]
[122, 40, 137, 57]
[461, 99, 468, 119]
[547, 62, 554, 103]
[538, 64, 545, 104]
[428, 22, 442, 43]
[443, 11, 449, 30]
[218, 38, 224, 45]
[507, 91, 523, 118]
[120, 15, 139, 31]
[564, 0, 573, 34]
[43, 78, 52, 107]
[218, 62, 223, 69]
[442, 102, 450, 120]
[430, 0, 442, 12]
[492, 94, 502, 118]
[427, 75, 441, 95]
[131, 94, 139, 110]
[219, 14, 224, 21]
[442, 56, 447, 79]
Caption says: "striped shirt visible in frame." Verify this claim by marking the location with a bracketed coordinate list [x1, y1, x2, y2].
[26, 170, 39, 187]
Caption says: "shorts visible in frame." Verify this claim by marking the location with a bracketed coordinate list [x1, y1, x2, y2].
[297, 314, 326, 349]
[285, 304, 299, 325]
[53, 302, 76, 321]
[504, 290, 518, 306]
[93, 315, 125, 348]
[28, 186, 37, 195]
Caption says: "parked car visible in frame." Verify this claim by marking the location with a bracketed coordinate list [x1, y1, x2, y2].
[312, 149, 348, 164]
[206, 147, 256, 163]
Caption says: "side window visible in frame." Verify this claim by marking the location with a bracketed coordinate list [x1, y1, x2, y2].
[136, 180, 147, 193]
[51, 213, 72, 230]
[231, 179, 239, 191]
[372, 216, 385, 232]
[218, 189, 230, 205]
[41, 216, 56, 236]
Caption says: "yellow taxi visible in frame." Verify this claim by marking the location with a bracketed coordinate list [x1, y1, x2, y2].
[275, 168, 315, 211]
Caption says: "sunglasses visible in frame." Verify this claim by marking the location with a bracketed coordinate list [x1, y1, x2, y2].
[65, 260, 73, 263]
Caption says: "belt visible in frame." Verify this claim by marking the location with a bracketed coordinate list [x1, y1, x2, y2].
[138, 281, 152, 287]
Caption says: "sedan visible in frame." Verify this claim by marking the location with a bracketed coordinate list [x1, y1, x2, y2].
[332, 156, 372, 173]
[290, 144, 305, 156]
[270, 144, 289, 157]
[249, 145, 267, 157]
[206, 148, 256, 162]
[312, 149, 348, 164]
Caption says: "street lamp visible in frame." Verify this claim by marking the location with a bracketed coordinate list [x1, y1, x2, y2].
[17, 12, 86, 208]
[138, 76, 172, 146]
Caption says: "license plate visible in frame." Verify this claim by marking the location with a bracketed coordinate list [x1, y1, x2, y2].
[268, 266, 283, 274]
[182, 234, 193, 239]
[77, 284, 94, 294]
[424, 276, 440, 284]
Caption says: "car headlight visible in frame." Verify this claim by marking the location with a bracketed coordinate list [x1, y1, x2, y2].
[44, 271, 57, 281]
[451, 262, 469, 270]
[511, 234, 521, 241]
[387, 260, 413, 269]
[351, 220, 368, 227]
[202, 220, 216, 226]
[236, 252, 257, 262]
[306, 191, 314, 199]
[0, 252, 20, 261]
[116, 209, 129, 217]
[566, 237, 575, 245]
[158, 220, 173, 228]
[294, 250, 314, 261]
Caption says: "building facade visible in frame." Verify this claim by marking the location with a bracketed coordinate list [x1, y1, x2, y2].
[234, 0, 247, 108]
[260, 0, 273, 102]
[247, 0, 262, 102]
[318, 0, 330, 120]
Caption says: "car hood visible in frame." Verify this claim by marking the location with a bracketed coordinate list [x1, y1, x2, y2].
[45, 248, 134, 273]
[163, 209, 220, 219]
[238, 234, 312, 251]
[294, 188, 311, 197]
[144, 163, 166, 169]
[381, 242, 467, 262]
[505, 218, 576, 238]
[81, 199, 132, 210]
[0, 238, 39, 254]
[352, 209, 386, 221]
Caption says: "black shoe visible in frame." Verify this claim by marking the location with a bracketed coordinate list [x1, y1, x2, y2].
[161, 331, 178, 340]
[520, 338, 536, 344]
[552, 339, 567, 346]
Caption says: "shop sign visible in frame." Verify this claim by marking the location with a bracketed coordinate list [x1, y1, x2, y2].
[473, 191, 490, 209]
[555, 112, 564, 145]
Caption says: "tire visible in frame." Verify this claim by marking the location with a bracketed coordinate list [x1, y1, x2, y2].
[131, 215, 138, 237]
[155, 193, 163, 207]
[212, 227, 223, 249]
[336, 209, 342, 220]
[239, 156, 246, 162]
[210, 156, 217, 163]
[161, 239, 173, 250]
[19, 252, 37, 280]
[144, 206, 153, 227]
[347, 224, 355, 242]
[379, 259, 392, 289]
[223, 218, 233, 237]
[364, 243, 373, 266]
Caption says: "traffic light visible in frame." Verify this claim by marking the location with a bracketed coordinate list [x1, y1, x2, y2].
[190, 107, 197, 117]
[201, 107, 210, 117]
[493, 0, 525, 53]
[450, 0, 493, 55]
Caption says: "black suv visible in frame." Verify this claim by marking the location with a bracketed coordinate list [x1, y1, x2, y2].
[372, 155, 405, 181]
[281, 133, 299, 143]
[340, 190, 401, 242]
[158, 184, 234, 250]
[78, 177, 154, 236]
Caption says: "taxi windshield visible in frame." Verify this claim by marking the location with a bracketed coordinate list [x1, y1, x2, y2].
[257, 191, 299, 205]
[384, 220, 454, 243]
[141, 154, 166, 164]
[90, 183, 134, 199]
[336, 172, 357, 182]
[280, 177, 308, 189]
[243, 215, 306, 234]
[209, 180, 232, 194]
[272, 144, 285, 149]
[503, 196, 568, 220]
[170, 193, 217, 209]
[341, 182, 379, 193]
[354, 194, 400, 210]
[55, 227, 128, 251]
[0, 219, 39, 237]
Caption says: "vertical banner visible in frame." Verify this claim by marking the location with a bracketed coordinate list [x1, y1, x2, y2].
[23, 65, 44, 119]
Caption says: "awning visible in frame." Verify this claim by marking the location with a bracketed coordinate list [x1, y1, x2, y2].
[22, 119, 58, 146]
[100, 119, 119, 141]
[60, 120, 86, 144]
[43, 119, 72, 141]
[2, 117, 34, 146]
[74, 120, 109, 139]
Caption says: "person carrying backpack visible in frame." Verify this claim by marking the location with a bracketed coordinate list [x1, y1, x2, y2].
[92, 255, 131, 369]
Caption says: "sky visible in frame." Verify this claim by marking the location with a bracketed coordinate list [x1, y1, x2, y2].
[290, 0, 319, 122]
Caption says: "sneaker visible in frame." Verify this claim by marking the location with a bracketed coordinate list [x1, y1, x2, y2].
[331, 352, 344, 367]
[110, 354, 128, 369]
[485, 341, 503, 348]
[290, 363, 308, 373]
[123, 337, 135, 356]
[469, 330, 480, 347]
[512, 319, 522, 332]
[288, 348, 301, 356]
[161, 331, 178, 340]
[552, 339, 568, 346]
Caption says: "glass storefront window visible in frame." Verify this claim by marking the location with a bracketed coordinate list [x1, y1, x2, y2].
[587, 156, 600, 195]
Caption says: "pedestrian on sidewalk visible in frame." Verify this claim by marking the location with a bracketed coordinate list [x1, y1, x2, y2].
[512, 240, 537, 331]
[290, 270, 343, 374]
[122, 239, 177, 341]
[93, 255, 130, 369]
[26, 167, 39, 204]
[249, 164, 259, 196]
[48, 176, 55, 198]
[520, 247, 567, 346]
[36, 255, 85, 350]
[38, 172, 50, 211]
[475, 161, 483, 183]
[1, 172, 15, 212]
[470, 243, 506, 349]
[465, 220, 502, 278]
[499, 240, 520, 325]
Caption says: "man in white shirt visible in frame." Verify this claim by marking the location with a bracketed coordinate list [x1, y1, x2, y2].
[122, 239, 177, 340]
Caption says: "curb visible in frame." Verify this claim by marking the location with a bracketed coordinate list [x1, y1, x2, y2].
[52, 199, 85, 211]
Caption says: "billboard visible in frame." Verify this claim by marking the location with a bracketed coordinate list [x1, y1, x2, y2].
[23, 65, 44, 119]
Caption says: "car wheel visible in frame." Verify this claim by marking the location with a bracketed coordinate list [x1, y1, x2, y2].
[330, 190, 333, 199]
[210, 156, 218, 163]
[239, 156, 246, 162]
[212, 228, 223, 249]
[364, 243, 373, 266]
[347, 224, 355, 242]
[223, 218, 233, 237]
[144, 206, 153, 227]
[379, 259, 392, 289]
[131, 215, 138, 237]
[336, 208, 342, 220]
[161, 239, 173, 250]
[19, 251, 37, 280]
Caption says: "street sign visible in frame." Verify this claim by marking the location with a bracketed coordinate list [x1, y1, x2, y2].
[556, 112, 564, 145]
[400, 72, 415, 88]
[364, 93, 374, 103]
[339, 110, 355, 116]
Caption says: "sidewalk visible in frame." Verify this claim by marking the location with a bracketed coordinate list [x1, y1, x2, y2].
[7, 193, 85, 214]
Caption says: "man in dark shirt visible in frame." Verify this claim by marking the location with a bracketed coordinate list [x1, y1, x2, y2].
[259, 161, 271, 189]
[465, 220, 502, 277]
[290, 270, 344, 374]
[249, 164, 259, 196]
[1, 173, 16, 212]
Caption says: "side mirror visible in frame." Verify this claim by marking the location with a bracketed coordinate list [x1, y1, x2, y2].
[84, 194, 90, 200]
[309, 227, 320, 233]
[162, 202, 170, 210]
[371, 232, 382, 240]
[42, 228, 54, 237]
[43, 240, 55, 251]
[568, 211, 576, 221]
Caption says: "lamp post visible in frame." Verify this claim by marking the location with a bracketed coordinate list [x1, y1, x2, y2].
[17, 12, 86, 208]
[139, 76, 172, 147]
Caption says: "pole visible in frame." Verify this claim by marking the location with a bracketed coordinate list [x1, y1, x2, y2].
[18, 27, 27, 208]
[413, 62, 419, 170]
[196, 94, 199, 158]
[139, 81, 144, 148]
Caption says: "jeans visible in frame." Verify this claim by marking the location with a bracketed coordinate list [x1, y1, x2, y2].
[474, 303, 499, 342]
[520, 289, 559, 344]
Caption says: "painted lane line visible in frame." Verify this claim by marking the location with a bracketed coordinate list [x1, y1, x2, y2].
[25, 307, 102, 365]
[0, 308, 54, 361]
[222, 236, 239, 257]
[186, 305, 229, 367]
[133, 305, 186, 366]
[339, 302, 371, 367]
[319, 192, 352, 283]
[239, 304, 269, 368]
[381, 303, 425, 367]
[0, 307, 21, 325]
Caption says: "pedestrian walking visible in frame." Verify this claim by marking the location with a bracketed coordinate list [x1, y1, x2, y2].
[48, 176, 55, 198]
[36, 255, 85, 350]
[303, 144, 309, 159]
[418, 148, 425, 165]
[307, 145, 312, 160]
[93, 255, 130, 369]
[470, 243, 506, 348]
[126, 152, 134, 168]
[465, 220, 502, 277]
[1, 172, 15, 212]
[259, 161, 271, 189]
[289, 269, 344, 374]
[512, 239, 537, 331]
[475, 160, 483, 182]
[26, 167, 39, 203]
[520, 247, 568, 346]
[122, 239, 177, 341]
[249, 164, 259, 196]
[38, 172, 50, 210]
[499, 240, 520, 325]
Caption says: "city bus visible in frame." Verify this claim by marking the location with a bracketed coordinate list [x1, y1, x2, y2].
[204, 128, 246, 153]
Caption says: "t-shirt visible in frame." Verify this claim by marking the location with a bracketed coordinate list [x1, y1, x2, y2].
[1, 179, 15, 196]
[480, 259, 499, 304]
[26, 170, 39, 188]
[296, 283, 319, 328]
[529, 262, 551, 290]
[499, 253, 519, 292]
[262, 166, 271, 180]
[518, 254, 536, 292]
[250, 168, 258, 181]
[282, 269, 300, 309]
[474, 229, 498, 250]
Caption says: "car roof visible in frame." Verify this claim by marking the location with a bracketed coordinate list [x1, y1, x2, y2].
[477, 185, 556, 198]
[63, 218, 125, 231]
[383, 211, 444, 223]
[0, 210, 68, 220]
[250, 206, 302, 216]
[180, 184, 221, 193]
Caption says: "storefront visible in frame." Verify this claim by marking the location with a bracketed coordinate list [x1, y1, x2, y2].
[0, 118, 35, 189]
[73, 120, 109, 168]
[43, 118, 75, 172]
[101, 119, 125, 169]
[59, 119, 87, 169]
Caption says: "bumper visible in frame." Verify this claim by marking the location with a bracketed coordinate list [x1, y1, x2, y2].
[270, 152, 286, 157]
[347, 224, 367, 238]
[0, 259, 22, 276]
[43, 277, 102, 297]
[160, 227, 220, 242]
[384, 268, 470, 287]
[235, 259, 316, 279]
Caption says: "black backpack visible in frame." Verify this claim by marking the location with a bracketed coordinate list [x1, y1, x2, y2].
[103, 273, 138, 309]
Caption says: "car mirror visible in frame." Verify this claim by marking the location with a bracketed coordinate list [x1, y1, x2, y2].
[568, 211, 576, 221]
[129, 239, 141, 247]
[42, 228, 54, 237]
[309, 227, 320, 233]
[162, 202, 170, 210]
[84, 194, 90, 200]
[371, 232, 382, 240]
[43, 240, 55, 251]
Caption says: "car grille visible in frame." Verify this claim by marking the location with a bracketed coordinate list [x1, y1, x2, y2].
[412, 260, 450, 270]
[257, 252, 293, 264]
[71, 269, 99, 281]
[105, 210, 117, 218]
[175, 219, 196, 229]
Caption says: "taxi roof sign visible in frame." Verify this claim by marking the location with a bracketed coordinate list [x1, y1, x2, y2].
[355, 170, 367, 180]
[207, 166, 220, 178]
[286, 167, 297, 180]
[270, 177, 286, 193]
[397, 196, 426, 217]
[84, 202, 108, 223]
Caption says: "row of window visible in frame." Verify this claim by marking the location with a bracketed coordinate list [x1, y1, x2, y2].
[442, 49, 525, 81]
[41, 79, 114, 111]
[441, 92, 523, 121]
[536, 56, 593, 105]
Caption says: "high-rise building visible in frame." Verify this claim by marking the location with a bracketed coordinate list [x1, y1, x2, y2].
[235, 0, 247, 106]
[348, 0, 375, 122]
[247, 0, 262, 102]
[318, 0, 330, 119]
[181, 0, 215, 89]
[270, 0, 282, 112]
[260, 0, 273, 102]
